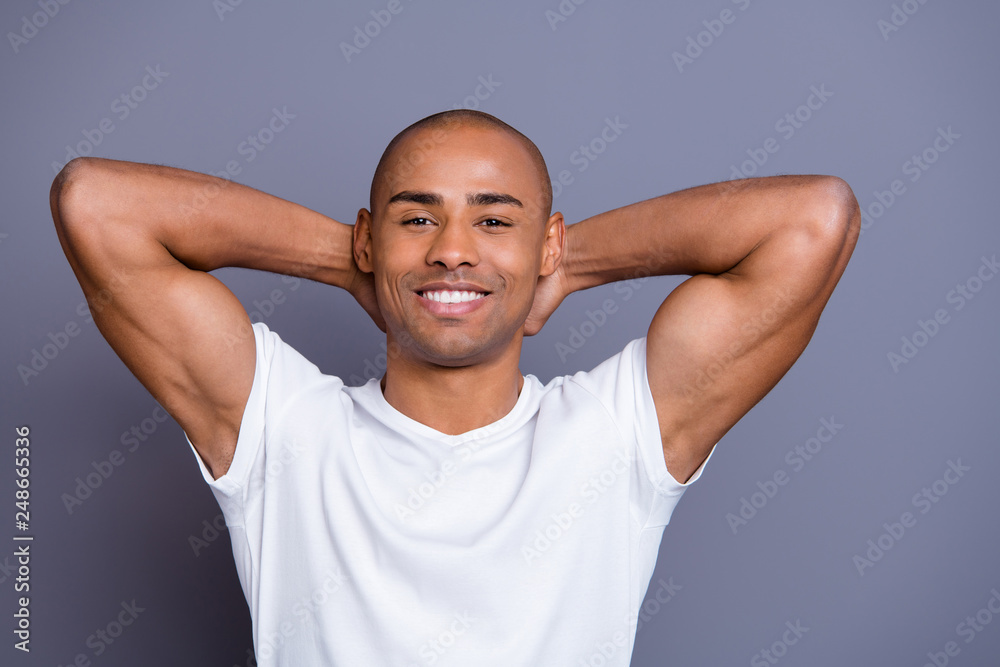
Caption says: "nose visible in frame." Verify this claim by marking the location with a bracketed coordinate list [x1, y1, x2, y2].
[426, 219, 479, 271]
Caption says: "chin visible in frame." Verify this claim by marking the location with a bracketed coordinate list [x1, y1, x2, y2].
[403, 327, 514, 368]
[417, 339, 499, 367]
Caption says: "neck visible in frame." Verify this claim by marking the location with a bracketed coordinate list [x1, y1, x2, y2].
[380, 338, 525, 436]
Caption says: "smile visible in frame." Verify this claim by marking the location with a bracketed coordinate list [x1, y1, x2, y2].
[419, 290, 488, 304]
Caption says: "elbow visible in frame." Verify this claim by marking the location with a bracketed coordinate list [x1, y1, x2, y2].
[50, 157, 126, 264]
[50, 157, 90, 230]
[826, 176, 861, 237]
[50, 157, 108, 236]
[791, 176, 861, 291]
[801, 175, 861, 254]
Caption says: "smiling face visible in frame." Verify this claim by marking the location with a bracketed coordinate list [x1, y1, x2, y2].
[355, 120, 563, 368]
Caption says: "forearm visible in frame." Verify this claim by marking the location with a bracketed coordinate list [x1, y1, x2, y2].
[562, 175, 856, 294]
[52, 157, 357, 289]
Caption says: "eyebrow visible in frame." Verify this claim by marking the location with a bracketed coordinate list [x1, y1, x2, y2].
[387, 190, 523, 208]
[467, 191, 523, 208]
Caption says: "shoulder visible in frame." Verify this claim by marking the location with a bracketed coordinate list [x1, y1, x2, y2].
[249, 322, 342, 393]
[240, 322, 350, 447]
[198, 322, 348, 484]
[562, 337, 648, 400]
[534, 337, 649, 429]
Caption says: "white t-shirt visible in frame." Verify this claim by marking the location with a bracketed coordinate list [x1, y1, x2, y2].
[187, 322, 714, 666]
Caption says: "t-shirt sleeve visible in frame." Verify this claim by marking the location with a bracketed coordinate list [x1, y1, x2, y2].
[184, 321, 332, 524]
[572, 337, 717, 528]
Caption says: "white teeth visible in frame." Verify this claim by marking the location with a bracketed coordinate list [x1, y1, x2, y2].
[423, 290, 486, 304]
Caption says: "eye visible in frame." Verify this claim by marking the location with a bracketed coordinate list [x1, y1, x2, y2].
[401, 217, 433, 226]
[478, 218, 511, 228]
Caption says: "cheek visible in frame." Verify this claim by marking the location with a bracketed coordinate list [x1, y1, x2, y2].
[497, 244, 543, 282]
[372, 240, 415, 282]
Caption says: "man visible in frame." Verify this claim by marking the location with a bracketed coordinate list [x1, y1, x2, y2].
[50, 109, 859, 665]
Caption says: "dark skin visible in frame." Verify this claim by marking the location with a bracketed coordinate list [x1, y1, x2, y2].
[50, 121, 859, 483]
[353, 124, 565, 435]
[356, 124, 859, 482]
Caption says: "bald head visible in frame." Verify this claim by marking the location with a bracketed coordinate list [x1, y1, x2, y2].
[369, 110, 552, 221]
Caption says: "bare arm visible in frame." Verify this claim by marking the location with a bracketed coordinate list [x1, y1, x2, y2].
[529, 175, 860, 483]
[50, 157, 377, 479]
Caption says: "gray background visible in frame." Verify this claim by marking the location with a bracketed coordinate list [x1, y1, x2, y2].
[1, 0, 998, 665]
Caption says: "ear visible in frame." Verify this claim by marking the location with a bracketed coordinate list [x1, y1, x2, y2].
[539, 211, 565, 277]
[353, 208, 375, 273]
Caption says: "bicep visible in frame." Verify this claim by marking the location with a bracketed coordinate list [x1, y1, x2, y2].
[646, 219, 857, 483]
[56, 219, 255, 480]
